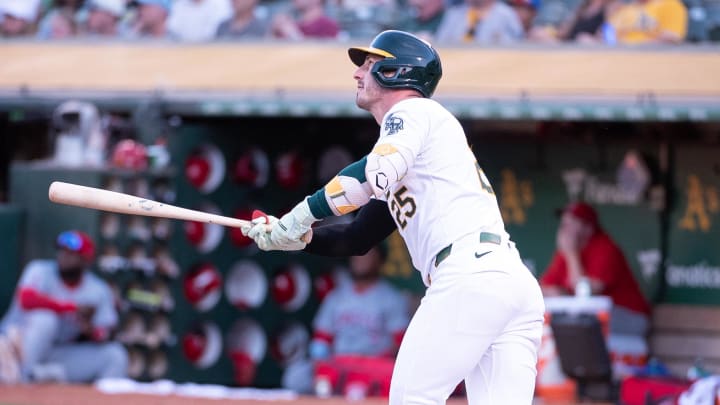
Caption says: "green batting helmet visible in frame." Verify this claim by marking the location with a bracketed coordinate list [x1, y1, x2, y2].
[348, 30, 443, 98]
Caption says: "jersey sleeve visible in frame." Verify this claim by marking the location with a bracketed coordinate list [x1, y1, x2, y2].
[583, 242, 626, 289]
[376, 108, 428, 163]
[92, 280, 118, 329]
[659, 0, 687, 39]
[365, 108, 428, 198]
[540, 252, 568, 287]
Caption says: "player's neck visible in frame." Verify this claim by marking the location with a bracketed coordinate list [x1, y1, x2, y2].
[352, 278, 379, 293]
[371, 92, 424, 124]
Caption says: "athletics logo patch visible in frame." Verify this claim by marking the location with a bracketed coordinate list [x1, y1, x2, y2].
[384, 114, 404, 135]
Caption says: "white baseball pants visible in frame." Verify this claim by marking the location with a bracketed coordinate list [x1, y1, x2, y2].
[389, 237, 545, 405]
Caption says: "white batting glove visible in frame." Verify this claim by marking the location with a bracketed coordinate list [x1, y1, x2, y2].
[247, 211, 308, 251]
[271, 199, 318, 248]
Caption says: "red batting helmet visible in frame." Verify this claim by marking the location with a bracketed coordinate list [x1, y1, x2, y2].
[112, 139, 148, 170]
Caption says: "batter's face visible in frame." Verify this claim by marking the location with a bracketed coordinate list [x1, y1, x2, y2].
[353, 55, 387, 111]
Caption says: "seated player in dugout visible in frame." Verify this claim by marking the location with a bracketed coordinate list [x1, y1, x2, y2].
[282, 243, 410, 394]
[540, 201, 652, 335]
[310, 243, 409, 360]
[0, 230, 127, 384]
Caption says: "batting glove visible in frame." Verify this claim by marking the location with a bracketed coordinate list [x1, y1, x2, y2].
[271, 199, 318, 247]
[247, 210, 308, 251]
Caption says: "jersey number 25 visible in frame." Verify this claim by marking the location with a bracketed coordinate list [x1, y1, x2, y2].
[390, 186, 416, 229]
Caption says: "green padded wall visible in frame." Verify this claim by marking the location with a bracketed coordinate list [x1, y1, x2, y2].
[0, 204, 23, 316]
[666, 145, 720, 304]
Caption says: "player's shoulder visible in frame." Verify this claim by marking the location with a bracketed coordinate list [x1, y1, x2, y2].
[83, 271, 111, 289]
[374, 280, 404, 297]
[391, 97, 446, 115]
[323, 283, 349, 302]
[591, 231, 623, 252]
[381, 98, 449, 135]
[23, 259, 58, 275]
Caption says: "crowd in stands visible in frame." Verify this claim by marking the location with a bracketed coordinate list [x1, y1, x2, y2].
[0, 0, 717, 44]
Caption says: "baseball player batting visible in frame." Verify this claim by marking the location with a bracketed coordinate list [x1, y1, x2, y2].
[246, 30, 545, 405]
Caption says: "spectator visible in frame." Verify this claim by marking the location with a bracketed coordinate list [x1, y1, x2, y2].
[53, 0, 85, 11]
[167, 0, 233, 42]
[509, 0, 538, 34]
[0, 0, 41, 37]
[396, 0, 446, 40]
[555, 0, 617, 43]
[36, 8, 77, 39]
[270, 0, 340, 40]
[607, 0, 687, 44]
[282, 244, 410, 393]
[123, 0, 170, 39]
[0, 230, 127, 384]
[507, 0, 557, 42]
[540, 202, 651, 334]
[81, 0, 126, 37]
[215, 0, 270, 39]
[327, 0, 399, 39]
[434, 0, 524, 43]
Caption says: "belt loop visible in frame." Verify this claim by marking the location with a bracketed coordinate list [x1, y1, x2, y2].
[434, 244, 452, 267]
[479, 232, 501, 245]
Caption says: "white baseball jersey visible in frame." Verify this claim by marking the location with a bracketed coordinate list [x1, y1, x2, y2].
[1, 260, 118, 343]
[313, 279, 409, 356]
[373, 98, 508, 284]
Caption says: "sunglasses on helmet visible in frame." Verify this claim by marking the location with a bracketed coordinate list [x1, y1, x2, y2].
[56, 231, 84, 252]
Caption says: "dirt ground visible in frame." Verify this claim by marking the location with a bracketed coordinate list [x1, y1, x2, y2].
[0, 384, 604, 405]
[0, 384, 438, 405]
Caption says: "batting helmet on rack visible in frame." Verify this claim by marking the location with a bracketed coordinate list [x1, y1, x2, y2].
[348, 30, 443, 98]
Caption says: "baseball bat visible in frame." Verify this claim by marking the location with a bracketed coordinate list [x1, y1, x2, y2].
[48, 181, 258, 230]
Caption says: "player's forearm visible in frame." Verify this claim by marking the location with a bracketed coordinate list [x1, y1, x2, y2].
[18, 287, 77, 313]
[564, 252, 585, 287]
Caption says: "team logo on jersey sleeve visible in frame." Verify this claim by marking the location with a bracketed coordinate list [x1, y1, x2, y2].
[384, 114, 404, 135]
